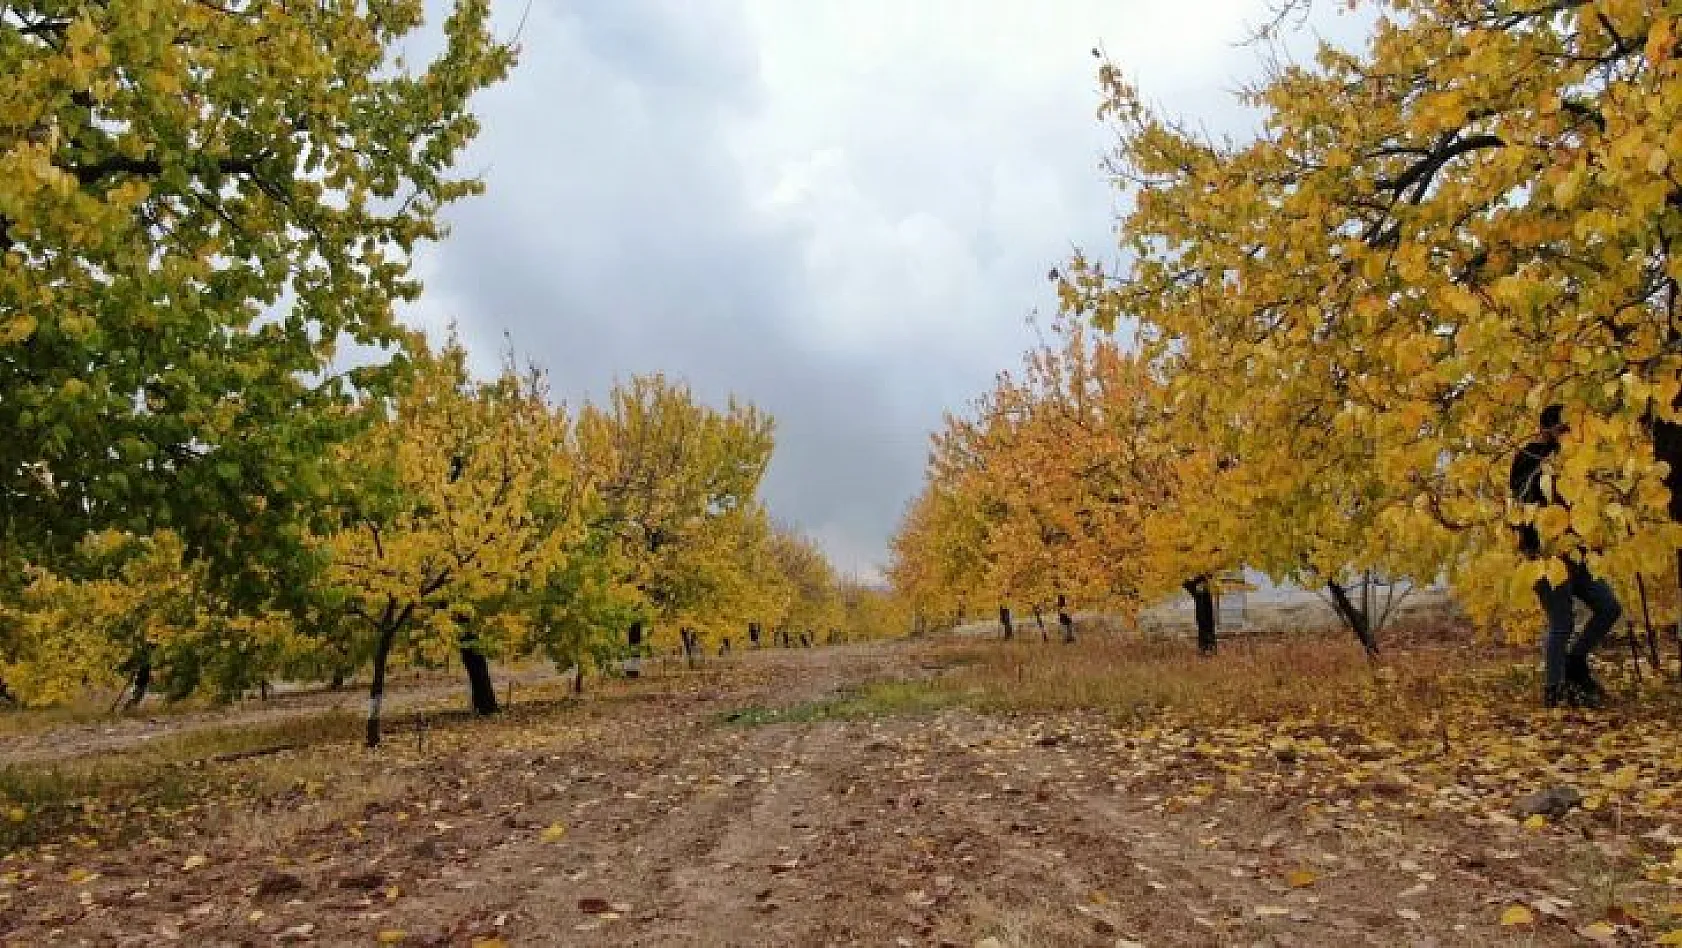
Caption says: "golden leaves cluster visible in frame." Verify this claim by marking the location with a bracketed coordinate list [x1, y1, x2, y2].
[890, 319, 1229, 623]
[1049, 2, 1682, 628]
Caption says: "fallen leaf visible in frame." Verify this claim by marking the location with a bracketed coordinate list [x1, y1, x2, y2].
[376, 931, 408, 945]
[469, 939, 509, 948]
[1285, 868, 1317, 888]
[1396, 908, 1422, 921]
[1253, 905, 1290, 917]
[182, 854, 208, 871]
[540, 822, 567, 843]
[1500, 905, 1536, 927]
[1577, 922, 1617, 942]
[1656, 930, 1682, 946]
[1523, 813, 1547, 831]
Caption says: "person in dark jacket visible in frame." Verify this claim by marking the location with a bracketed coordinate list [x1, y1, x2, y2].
[1509, 404, 1621, 707]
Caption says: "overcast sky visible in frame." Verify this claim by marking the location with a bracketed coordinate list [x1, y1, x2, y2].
[401, 0, 1366, 579]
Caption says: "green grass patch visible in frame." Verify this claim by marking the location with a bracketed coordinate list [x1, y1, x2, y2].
[719, 680, 965, 727]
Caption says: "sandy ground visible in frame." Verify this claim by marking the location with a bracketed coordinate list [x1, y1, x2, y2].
[0, 642, 1610, 946]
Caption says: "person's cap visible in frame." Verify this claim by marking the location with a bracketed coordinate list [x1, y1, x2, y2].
[1540, 404, 1566, 430]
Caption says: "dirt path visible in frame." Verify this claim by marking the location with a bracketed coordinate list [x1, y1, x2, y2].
[1, 643, 1597, 946]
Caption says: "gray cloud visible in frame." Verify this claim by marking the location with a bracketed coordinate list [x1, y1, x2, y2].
[405, 0, 1369, 577]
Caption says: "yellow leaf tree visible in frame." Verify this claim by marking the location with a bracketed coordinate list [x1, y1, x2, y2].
[575, 375, 776, 655]
[768, 524, 843, 644]
[1061, 4, 1682, 647]
[892, 317, 1236, 648]
[319, 343, 583, 747]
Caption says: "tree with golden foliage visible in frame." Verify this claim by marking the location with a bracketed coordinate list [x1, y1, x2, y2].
[319, 344, 584, 747]
[891, 318, 1238, 647]
[1052, 2, 1682, 653]
[768, 525, 843, 644]
[575, 375, 777, 655]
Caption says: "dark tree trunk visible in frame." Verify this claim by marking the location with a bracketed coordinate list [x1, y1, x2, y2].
[1653, 414, 1682, 520]
[573, 663, 585, 694]
[125, 648, 152, 710]
[1627, 619, 1645, 682]
[1636, 574, 1661, 669]
[365, 618, 401, 748]
[1184, 575, 1217, 655]
[1056, 593, 1074, 644]
[460, 638, 499, 716]
[1034, 605, 1048, 642]
[330, 670, 346, 691]
[1326, 580, 1379, 656]
[1668, 547, 1682, 682]
[999, 606, 1014, 641]
[1649, 414, 1682, 680]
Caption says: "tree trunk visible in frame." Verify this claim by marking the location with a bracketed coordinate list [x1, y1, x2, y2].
[1636, 574, 1661, 670]
[1185, 575, 1217, 655]
[1032, 605, 1048, 642]
[365, 621, 400, 748]
[125, 647, 152, 710]
[999, 606, 1014, 641]
[459, 637, 499, 716]
[1668, 547, 1682, 682]
[330, 670, 346, 691]
[573, 663, 585, 694]
[1326, 579, 1379, 656]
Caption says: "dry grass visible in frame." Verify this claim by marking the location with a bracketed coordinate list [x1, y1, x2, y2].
[0, 711, 368, 848]
[903, 631, 1680, 740]
[0, 661, 690, 852]
[0, 692, 211, 739]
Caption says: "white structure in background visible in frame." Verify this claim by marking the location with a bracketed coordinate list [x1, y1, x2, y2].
[1216, 570, 1248, 629]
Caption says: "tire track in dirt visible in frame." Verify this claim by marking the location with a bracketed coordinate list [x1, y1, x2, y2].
[347, 645, 912, 946]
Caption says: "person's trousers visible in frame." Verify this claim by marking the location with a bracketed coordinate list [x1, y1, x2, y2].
[1532, 558, 1621, 693]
